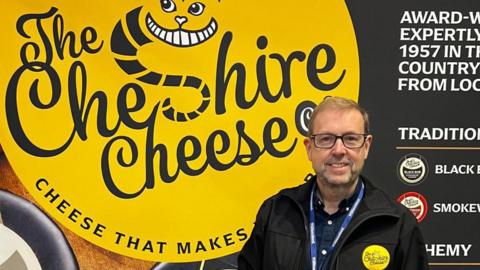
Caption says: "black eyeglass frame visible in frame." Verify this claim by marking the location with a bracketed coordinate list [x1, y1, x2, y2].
[309, 133, 369, 149]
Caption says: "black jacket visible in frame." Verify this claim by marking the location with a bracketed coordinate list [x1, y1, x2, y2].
[238, 176, 429, 270]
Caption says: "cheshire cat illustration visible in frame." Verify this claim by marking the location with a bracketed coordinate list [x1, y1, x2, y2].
[111, 0, 219, 122]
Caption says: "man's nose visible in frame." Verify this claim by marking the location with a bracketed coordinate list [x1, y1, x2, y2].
[331, 137, 347, 154]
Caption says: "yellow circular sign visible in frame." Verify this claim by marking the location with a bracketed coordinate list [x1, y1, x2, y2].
[0, 0, 359, 262]
[362, 245, 391, 270]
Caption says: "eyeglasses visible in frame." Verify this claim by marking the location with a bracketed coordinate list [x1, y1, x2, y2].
[310, 134, 368, 149]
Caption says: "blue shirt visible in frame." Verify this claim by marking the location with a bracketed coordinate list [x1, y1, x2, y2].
[313, 180, 362, 270]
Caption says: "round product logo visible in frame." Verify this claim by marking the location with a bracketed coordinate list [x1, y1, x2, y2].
[362, 245, 390, 270]
[0, 1, 359, 261]
[397, 192, 428, 223]
[397, 154, 428, 185]
[0, 224, 42, 270]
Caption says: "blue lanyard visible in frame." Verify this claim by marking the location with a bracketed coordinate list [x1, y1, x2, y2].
[309, 180, 365, 270]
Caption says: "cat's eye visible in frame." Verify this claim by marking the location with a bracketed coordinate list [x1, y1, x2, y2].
[160, 0, 176, 13]
[188, 2, 205, 16]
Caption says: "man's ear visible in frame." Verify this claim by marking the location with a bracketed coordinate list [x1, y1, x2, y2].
[304, 137, 313, 161]
[363, 135, 373, 159]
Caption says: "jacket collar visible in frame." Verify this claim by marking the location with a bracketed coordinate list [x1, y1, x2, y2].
[280, 174, 400, 217]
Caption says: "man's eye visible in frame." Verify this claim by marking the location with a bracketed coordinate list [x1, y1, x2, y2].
[345, 135, 357, 141]
[318, 136, 333, 142]
[344, 135, 356, 141]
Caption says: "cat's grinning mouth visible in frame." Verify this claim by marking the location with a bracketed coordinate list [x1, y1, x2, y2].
[146, 13, 217, 47]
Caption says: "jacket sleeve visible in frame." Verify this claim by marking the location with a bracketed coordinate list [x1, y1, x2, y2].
[237, 198, 273, 270]
[395, 213, 430, 270]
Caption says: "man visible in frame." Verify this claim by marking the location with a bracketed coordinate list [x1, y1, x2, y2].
[238, 96, 429, 270]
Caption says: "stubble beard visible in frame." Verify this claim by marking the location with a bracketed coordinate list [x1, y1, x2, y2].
[316, 163, 362, 190]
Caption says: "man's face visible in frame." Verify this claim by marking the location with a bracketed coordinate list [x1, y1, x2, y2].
[304, 108, 372, 188]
